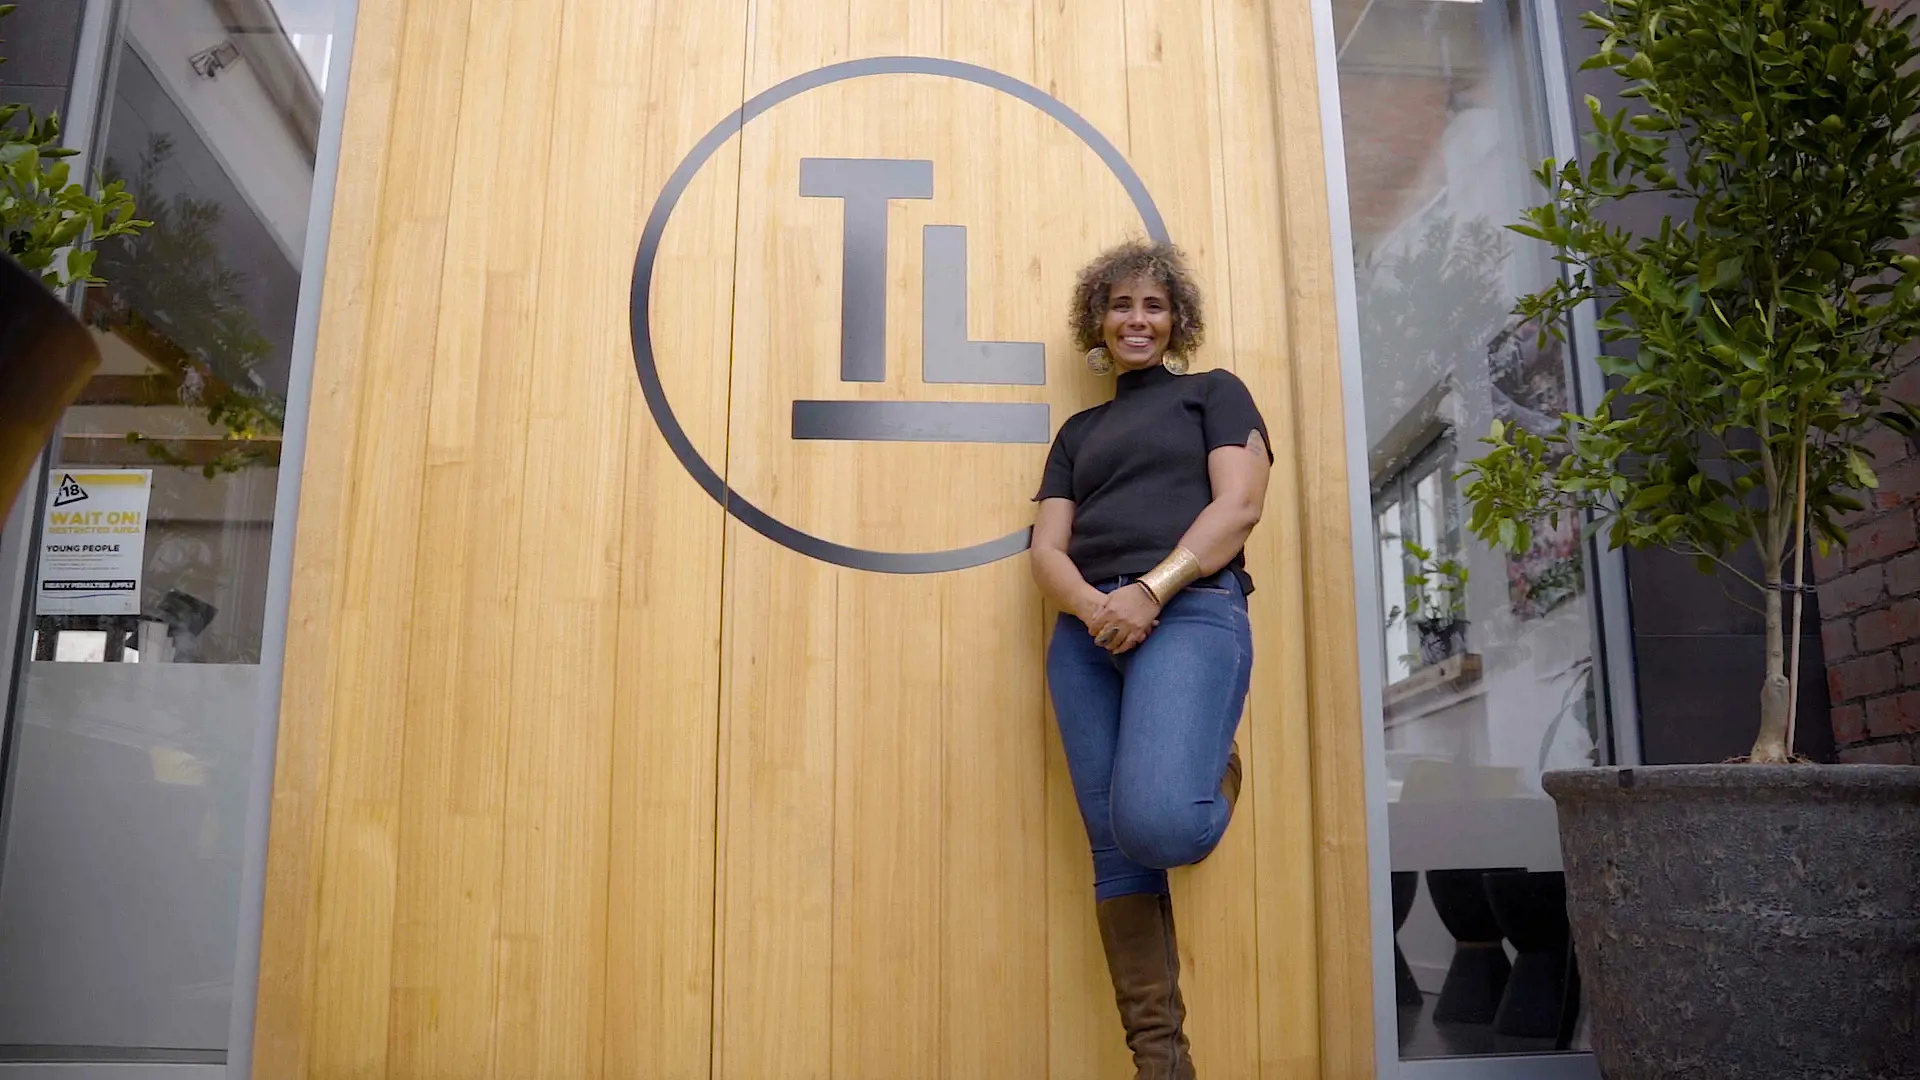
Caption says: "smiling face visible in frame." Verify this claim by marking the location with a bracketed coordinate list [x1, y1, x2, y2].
[1100, 273, 1174, 370]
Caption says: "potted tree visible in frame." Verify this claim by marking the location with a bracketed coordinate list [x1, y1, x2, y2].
[1462, 0, 1920, 1076]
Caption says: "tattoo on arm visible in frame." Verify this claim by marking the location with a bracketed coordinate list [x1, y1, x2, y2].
[1246, 430, 1267, 460]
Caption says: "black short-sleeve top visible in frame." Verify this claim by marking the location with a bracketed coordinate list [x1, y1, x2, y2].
[1034, 364, 1273, 592]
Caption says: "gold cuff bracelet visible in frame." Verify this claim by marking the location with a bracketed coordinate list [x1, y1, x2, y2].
[1137, 546, 1204, 605]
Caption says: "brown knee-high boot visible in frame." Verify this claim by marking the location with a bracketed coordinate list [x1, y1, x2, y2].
[1096, 892, 1198, 1080]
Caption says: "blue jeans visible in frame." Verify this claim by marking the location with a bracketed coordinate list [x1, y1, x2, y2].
[1047, 573, 1253, 901]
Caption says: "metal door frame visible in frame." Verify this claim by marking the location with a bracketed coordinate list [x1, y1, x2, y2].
[1308, 0, 1618, 1072]
[225, 0, 361, 1071]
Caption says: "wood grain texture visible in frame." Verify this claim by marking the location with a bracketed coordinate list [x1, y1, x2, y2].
[710, 7, 844, 1078]
[1209, 0, 1332, 1074]
[936, 6, 1053, 1079]
[304, 1, 479, 1076]
[381, 5, 565, 1078]
[1263, 0, 1382, 1074]
[258, 0, 1376, 1076]
[252, 0, 407, 1072]
[601, 0, 745, 1076]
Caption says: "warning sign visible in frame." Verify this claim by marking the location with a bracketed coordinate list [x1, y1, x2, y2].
[35, 469, 152, 616]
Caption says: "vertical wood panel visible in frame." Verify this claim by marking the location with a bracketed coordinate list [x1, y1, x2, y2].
[382, 3, 565, 1075]
[1210, 0, 1331, 1075]
[713, 8, 846, 1076]
[254, 0, 406, 1071]
[483, 0, 658, 1071]
[301, 2, 480, 1076]
[829, 8, 949, 1073]
[937, 5, 1053, 1078]
[1264, 0, 1381, 1074]
[601, 0, 747, 1075]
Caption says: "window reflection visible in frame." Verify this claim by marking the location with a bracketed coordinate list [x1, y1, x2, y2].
[41, 0, 328, 666]
[1335, 0, 1603, 1061]
[0, 0, 343, 1056]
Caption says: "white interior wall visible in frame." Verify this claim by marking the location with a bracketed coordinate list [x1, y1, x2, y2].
[122, 1, 315, 263]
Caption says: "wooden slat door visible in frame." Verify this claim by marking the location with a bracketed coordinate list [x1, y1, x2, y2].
[256, 0, 1373, 1077]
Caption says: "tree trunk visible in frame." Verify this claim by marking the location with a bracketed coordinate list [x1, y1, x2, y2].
[1751, 573, 1793, 763]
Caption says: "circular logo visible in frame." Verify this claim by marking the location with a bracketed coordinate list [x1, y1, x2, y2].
[631, 56, 1169, 573]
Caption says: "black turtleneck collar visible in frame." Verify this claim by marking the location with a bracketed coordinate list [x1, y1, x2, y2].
[1114, 363, 1178, 398]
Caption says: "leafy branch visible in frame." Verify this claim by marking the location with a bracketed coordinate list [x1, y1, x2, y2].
[0, 5, 148, 288]
[1462, 0, 1920, 762]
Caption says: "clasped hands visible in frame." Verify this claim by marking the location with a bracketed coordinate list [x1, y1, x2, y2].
[1082, 583, 1161, 655]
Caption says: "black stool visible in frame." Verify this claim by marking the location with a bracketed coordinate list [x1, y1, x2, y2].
[1482, 870, 1579, 1039]
[1391, 871, 1423, 1006]
[1424, 867, 1517, 1024]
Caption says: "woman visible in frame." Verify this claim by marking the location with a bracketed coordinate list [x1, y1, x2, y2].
[1031, 239, 1271, 1079]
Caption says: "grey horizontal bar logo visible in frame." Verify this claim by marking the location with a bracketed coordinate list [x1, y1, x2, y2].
[793, 401, 1051, 443]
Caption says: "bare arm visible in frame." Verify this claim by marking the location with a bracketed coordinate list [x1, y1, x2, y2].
[1031, 497, 1105, 623]
[1175, 432, 1272, 575]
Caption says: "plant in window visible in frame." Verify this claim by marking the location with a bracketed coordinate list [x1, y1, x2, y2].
[1462, 0, 1920, 764]
[1387, 540, 1471, 665]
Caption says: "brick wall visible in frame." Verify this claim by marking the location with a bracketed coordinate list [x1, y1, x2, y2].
[1815, 353, 1920, 765]
[1811, 0, 1920, 766]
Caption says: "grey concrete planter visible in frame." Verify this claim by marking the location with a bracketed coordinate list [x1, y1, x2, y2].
[1544, 765, 1920, 1080]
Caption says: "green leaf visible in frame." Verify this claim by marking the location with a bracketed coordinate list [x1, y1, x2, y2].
[1847, 449, 1881, 489]
[1828, 42, 1854, 78]
[1700, 502, 1741, 527]
[1780, 291, 1827, 324]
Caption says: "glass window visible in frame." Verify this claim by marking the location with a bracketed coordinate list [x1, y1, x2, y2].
[1375, 438, 1460, 684]
[1333, 0, 1607, 1064]
[0, 0, 347, 1059]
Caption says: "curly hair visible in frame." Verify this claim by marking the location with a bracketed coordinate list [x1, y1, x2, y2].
[1068, 239, 1206, 357]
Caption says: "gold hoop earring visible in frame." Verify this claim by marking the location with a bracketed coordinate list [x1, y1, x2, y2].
[1162, 353, 1190, 376]
[1086, 347, 1115, 375]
